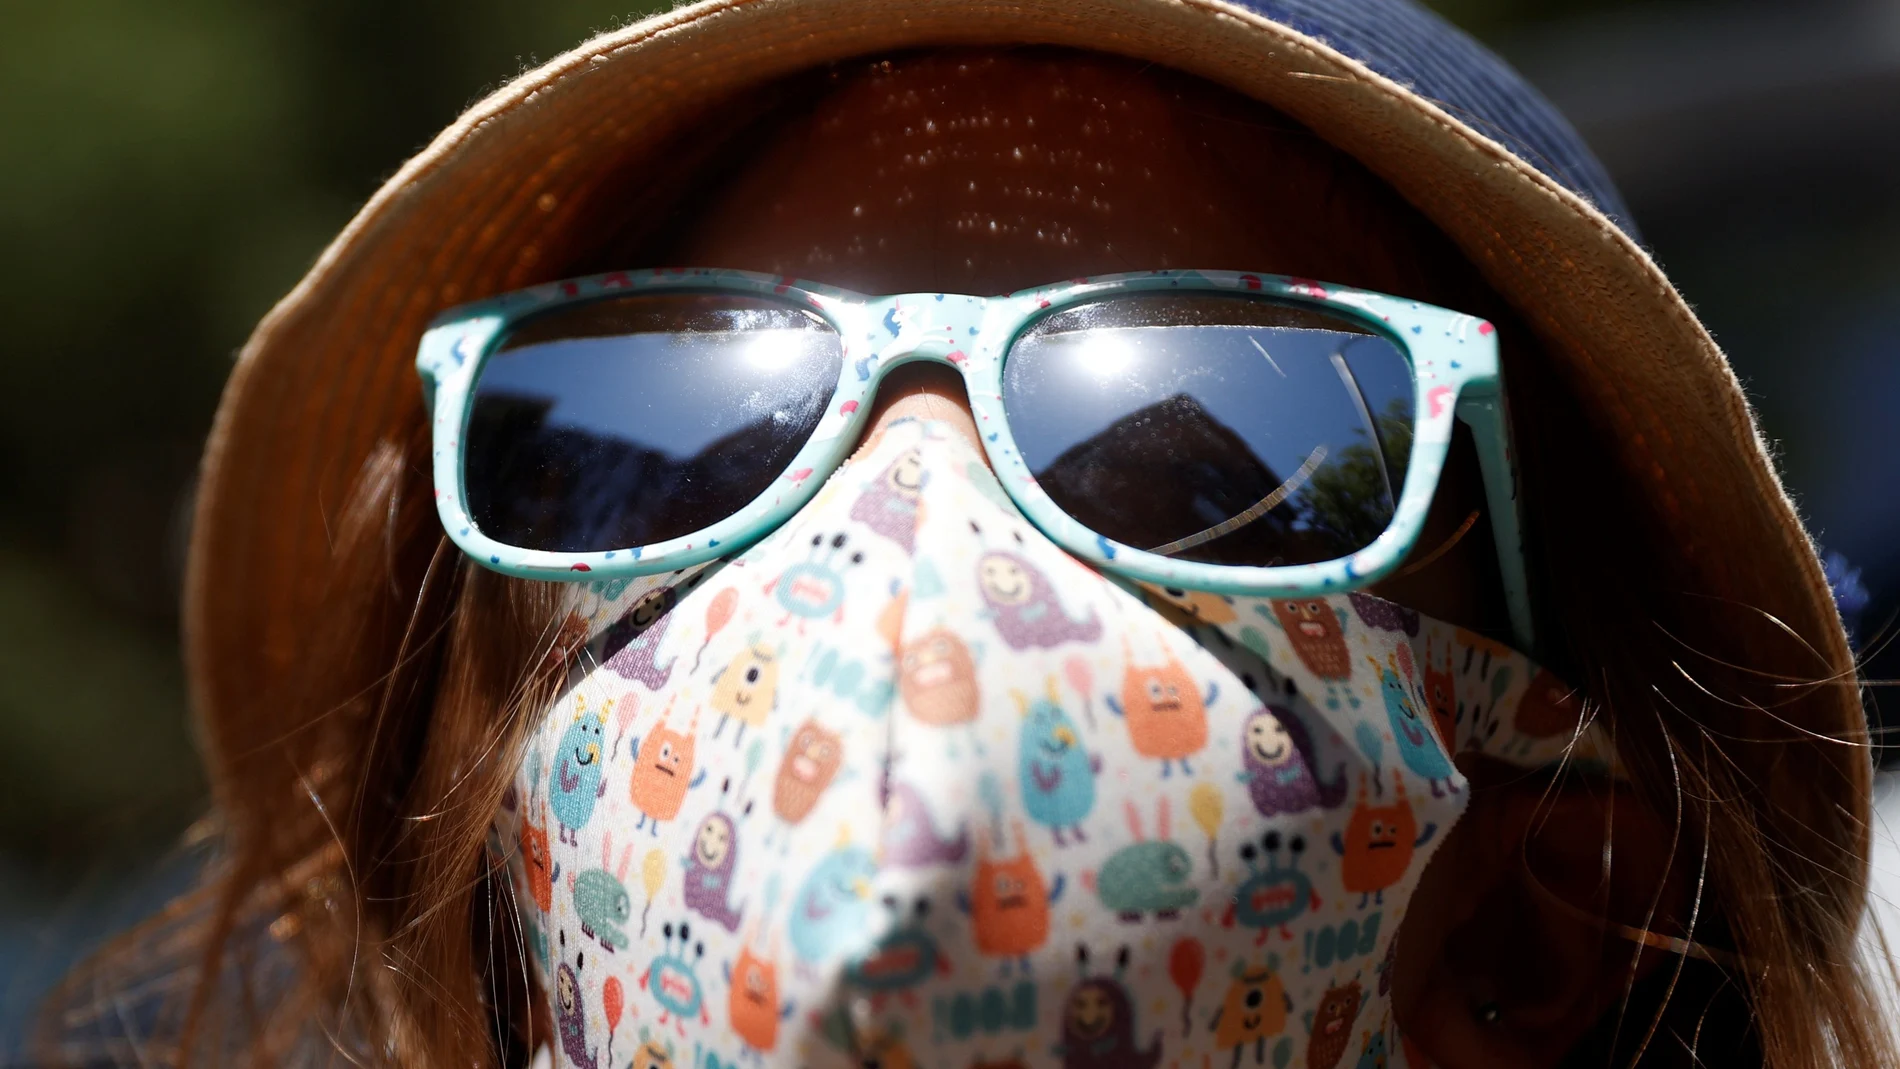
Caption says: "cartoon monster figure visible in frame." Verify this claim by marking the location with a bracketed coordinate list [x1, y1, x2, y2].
[1225, 831, 1321, 943]
[1419, 638, 1458, 754]
[773, 719, 845, 827]
[846, 895, 949, 999]
[767, 531, 863, 625]
[1514, 666, 1581, 741]
[852, 445, 925, 552]
[879, 763, 969, 868]
[1103, 645, 1213, 776]
[727, 941, 795, 1053]
[1346, 592, 1419, 637]
[1089, 798, 1197, 921]
[628, 710, 705, 834]
[1016, 685, 1099, 844]
[520, 815, 557, 912]
[682, 811, 743, 932]
[1055, 946, 1163, 1069]
[1304, 980, 1364, 1069]
[1331, 772, 1437, 908]
[603, 586, 679, 689]
[1210, 956, 1293, 1068]
[1353, 1030, 1388, 1069]
[1237, 706, 1348, 818]
[550, 697, 611, 844]
[789, 844, 879, 965]
[1370, 654, 1456, 796]
[709, 642, 780, 743]
[898, 627, 981, 731]
[640, 921, 711, 1032]
[1266, 600, 1359, 710]
[630, 1028, 676, 1069]
[556, 961, 597, 1069]
[573, 867, 632, 952]
[963, 822, 1065, 971]
[978, 550, 1103, 649]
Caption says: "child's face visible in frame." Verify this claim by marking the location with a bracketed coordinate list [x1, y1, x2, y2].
[666, 49, 1505, 641]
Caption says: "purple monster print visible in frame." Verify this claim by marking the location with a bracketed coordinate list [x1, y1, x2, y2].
[682, 811, 744, 932]
[556, 961, 598, 1069]
[977, 550, 1102, 650]
[1238, 706, 1348, 818]
[1346, 592, 1419, 637]
[879, 764, 970, 868]
[850, 445, 924, 552]
[602, 586, 678, 689]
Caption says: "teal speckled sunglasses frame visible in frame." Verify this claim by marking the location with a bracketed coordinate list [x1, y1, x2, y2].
[418, 267, 1534, 650]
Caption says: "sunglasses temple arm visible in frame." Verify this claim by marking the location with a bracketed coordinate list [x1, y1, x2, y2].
[1458, 389, 1538, 654]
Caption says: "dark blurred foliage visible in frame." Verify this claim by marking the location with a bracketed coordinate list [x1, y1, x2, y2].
[2, 0, 1895, 1046]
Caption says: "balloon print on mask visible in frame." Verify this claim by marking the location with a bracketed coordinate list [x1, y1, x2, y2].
[977, 548, 1103, 650]
[1265, 600, 1359, 710]
[1331, 771, 1437, 908]
[1084, 798, 1198, 922]
[689, 584, 739, 673]
[897, 626, 985, 754]
[1103, 638, 1215, 777]
[682, 779, 749, 933]
[627, 703, 707, 835]
[878, 757, 969, 868]
[726, 926, 796, 1054]
[708, 639, 781, 745]
[1304, 979, 1364, 1069]
[851, 444, 925, 552]
[1210, 955, 1294, 1069]
[1225, 831, 1320, 945]
[603, 583, 686, 690]
[763, 531, 864, 630]
[1056, 946, 1163, 1069]
[1369, 650, 1456, 797]
[960, 820, 1065, 975]
[789, 839, 880, 966]
[1015, 679, 1100, 846]
[1237, 706, 1348, 819]
[550, 694, 612, 845]
[556, 957, 598, 1069]
[571, 830, 635, 952]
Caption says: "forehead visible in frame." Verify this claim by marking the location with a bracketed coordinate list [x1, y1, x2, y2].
[664, 49, 1441, 298]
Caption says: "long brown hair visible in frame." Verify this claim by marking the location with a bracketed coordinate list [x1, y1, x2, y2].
[47, 53, 1894, 1069]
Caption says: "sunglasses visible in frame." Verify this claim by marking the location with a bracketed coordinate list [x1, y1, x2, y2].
[418, 268, 1533, 649]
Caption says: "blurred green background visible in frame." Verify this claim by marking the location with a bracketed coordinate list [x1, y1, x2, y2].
[3, 0, 1898, 1047]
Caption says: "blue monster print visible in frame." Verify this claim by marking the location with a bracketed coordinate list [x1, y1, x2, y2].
[767, 532, 863, 628]
[789, 844, 879, 966]
[1016, 684, 1099, 846]
[549, 695, 611, 844]
[1355, 1029, 1390, 1069]
[640, 920, 711, 1032]
[1368, 653, 1456, 797]
[1225, 831, 1319, 945]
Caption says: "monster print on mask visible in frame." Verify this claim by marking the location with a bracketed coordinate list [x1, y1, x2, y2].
[1267, 600, 1359, 711]
[604, 585, 683, 690]
[726, 933, 796, 1054]
[1210, 955, 1294, 1069]
[852, 445, 926, 552]
[572, 831, 636, 952]
[1237, 706, 1347, 819]
[790, 841, 879, 966]
[846, 894, 951, 999]
[557, 958, 598, 1069]
[1086, 798, 1198, 922]
[1346, 592, 1419, 637]
[1353, 1030, 1388, 1069]
[709, 641, 781, 744]
[978, 549, 1103, 650]
[1370, 651, 1456, 797]
[773, 719, 846, 831]
[1331, 772, 1437, 908]
[1016, 681, 1100, 846]
[1304, 980, 1364, 1069]
[683, 792, 746, 933]
[629, 1027, 676, 1069]
[641, 921, 712, 1032]
[879, 759, 969, 868]
[766, 531, 865, 628]
[628, 707, 706, 835]
[898, 627, 983, 750]
[1418, 637, 1457, 755]
[1226, 832, 1320, 944]
[962, 821, 1065, 973]
[1103, 639, 1214, 777]
[1056, 946, 1163, 1069]
[550, 695, 611, 844]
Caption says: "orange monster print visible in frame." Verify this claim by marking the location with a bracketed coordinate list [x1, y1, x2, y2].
[629, 709, 705, 834]
[1103, 640, 1214, 776]
[1303, 979, 1363, 1069]
[1330, 772, 1436, 907]
[1420, 637, 1457, 752]
[727, 939, 793, 1053]
[520, 815, 556, 912]
[960, 821, 1065, 970]
[1211, 955, 1292, 1068]
[773, 719, 845, 826]
[1270, 600, 1350, 678]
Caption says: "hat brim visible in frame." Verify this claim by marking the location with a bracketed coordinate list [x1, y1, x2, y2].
[185, 0, 1866, 830]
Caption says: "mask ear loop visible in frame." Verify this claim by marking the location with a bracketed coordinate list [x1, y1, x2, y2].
[1389, 509, 1482, 581]
[1515, 850, 1743, 969]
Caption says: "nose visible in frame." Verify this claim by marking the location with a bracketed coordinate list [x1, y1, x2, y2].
[846, 362, 989, 466]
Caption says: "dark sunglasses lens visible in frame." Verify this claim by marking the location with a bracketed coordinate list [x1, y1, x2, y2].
[465, 293, 843, 554]
[1002, 294, 1415, 566]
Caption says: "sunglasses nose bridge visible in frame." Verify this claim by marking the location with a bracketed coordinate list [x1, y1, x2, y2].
[852, 293, 992, 389]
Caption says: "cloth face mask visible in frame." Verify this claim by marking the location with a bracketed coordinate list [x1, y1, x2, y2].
[498, 419, 1611, 1069]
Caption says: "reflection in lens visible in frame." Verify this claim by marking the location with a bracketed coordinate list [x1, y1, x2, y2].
[465, 294, 843, 554]
[1002, 295, 1415, 566]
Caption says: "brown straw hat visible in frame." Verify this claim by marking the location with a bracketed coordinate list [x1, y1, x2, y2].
[184, 0, 1868, 838]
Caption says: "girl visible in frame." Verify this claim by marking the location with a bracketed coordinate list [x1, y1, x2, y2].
[58, 3, 1886, 1068]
